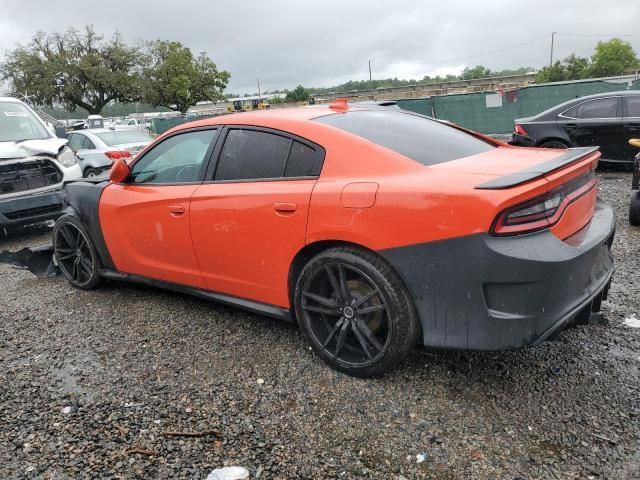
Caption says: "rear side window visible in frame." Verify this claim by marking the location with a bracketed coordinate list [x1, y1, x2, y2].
[314, 110, 494, 166]
[67, 134, 84, 151]
[284, 141, 323, 177]
[215, 129, 324, 181]
[565, 97, 619, 119]
[625, 96, 640, 117]
[82, 137, 96, 150]
[216, 130, 291, 180]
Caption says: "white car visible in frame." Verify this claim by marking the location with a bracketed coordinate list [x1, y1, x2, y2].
[66, 129, 154, 177]
[0, 97, 82, 229]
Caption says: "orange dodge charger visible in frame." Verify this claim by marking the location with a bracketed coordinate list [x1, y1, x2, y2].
[54, 101, 615, 376]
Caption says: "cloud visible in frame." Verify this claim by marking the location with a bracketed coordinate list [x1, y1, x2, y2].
[1, 0, 639, 94]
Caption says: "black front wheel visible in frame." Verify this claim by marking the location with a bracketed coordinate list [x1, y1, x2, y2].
[294, 247, 420, 377]
[53, 215, 101, 289]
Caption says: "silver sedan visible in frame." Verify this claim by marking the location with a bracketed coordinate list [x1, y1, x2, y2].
[66, 128, 154, 177]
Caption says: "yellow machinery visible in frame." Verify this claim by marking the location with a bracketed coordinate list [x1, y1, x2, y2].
[227, 99, 271, 113]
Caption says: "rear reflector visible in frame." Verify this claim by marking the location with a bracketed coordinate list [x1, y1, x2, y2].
[491, 171, 596, 235]
[104, 150, 132, 160]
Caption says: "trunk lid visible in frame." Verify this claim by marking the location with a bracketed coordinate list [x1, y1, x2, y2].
[434, 145, 601, 240]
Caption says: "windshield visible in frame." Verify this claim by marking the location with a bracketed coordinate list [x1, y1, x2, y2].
[95, 130, 153, 146]
[0, 101, 51, 142]
[315, 110, 495, 166]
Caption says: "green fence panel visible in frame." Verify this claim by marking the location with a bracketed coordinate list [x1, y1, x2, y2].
[398, 78, 640, 134]
[150, 117, 188, 135]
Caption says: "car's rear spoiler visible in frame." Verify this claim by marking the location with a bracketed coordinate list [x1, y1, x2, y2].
[475, 146, 599, 190]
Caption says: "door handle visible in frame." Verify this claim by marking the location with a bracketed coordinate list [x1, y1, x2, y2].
[565, 123, 578, 130]
[169, 205, 185, 215]
[273, 202, 297, 213]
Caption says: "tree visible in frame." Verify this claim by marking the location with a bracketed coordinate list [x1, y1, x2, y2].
[564, 54, 590, 80]
[589, 38, 639, 77]
[143, 40, 230, 114]
[2, 26, 143, 114]
[285, 85, 310, 102]
[461, 65, 493, 80]
[535, 61, 567, 83]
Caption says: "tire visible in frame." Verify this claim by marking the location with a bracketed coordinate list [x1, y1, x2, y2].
[53, 215, 101, 290]
[630, 191, 640, 226]
[539, 140, 569, 149]
[84, 167, 104, 178]
[293, 247, 420, 377]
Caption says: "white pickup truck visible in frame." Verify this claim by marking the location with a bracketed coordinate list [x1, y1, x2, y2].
[0, 97, 82, 229]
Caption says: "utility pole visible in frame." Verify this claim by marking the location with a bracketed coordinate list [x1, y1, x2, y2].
[549, 32, 556, 68]
[368, 60, 374, 99]
[257, 77, 261, 102]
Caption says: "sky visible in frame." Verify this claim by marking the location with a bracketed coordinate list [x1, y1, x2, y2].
[1, 0, 640, 95]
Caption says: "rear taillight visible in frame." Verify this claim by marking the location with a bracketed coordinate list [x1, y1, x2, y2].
[491, 171, 597, 236]
[514, 124, 529, 136]
[104, 150, 132, 160]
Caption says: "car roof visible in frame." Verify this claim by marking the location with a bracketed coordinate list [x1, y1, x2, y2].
[167, 104, 384, 136]
[0, 96, 28, 104]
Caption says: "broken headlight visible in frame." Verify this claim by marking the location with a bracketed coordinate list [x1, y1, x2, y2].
[57, 146, 78, 167]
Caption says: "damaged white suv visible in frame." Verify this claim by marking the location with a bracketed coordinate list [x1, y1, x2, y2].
[0, 97, 82, 229]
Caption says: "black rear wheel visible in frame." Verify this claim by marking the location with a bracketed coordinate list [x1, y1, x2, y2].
[294, 247, 419, 377]
[539, 140, 568, 149]
[630, 191, 640, 226]
[53, 216, 101, 289]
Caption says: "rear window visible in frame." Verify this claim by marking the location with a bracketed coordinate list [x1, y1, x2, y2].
[314, 110, 495, 166]
[95, 130, 153, 146]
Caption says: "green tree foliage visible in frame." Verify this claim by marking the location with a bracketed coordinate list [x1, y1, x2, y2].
[143, 40, 230, 114]
[2, 26, 143, 114]
[536, 39, 639, 83]
[285, 85, 310, 102]
[460, 65, 493, 80]
[590, 38, 639, 77]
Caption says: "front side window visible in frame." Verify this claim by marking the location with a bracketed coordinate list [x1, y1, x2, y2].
[130, 129, 217, 184]
[314, 110, 495, 166]
[215, 129, 292, 181]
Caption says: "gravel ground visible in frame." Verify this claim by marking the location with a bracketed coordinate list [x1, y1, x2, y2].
[0, 171, 639, 480]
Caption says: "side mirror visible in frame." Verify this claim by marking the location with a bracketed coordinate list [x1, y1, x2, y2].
[110, 158, 130, 183]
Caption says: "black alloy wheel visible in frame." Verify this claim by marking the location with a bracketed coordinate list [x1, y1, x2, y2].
[54, 216, 101, 289]
[295, 247, 419, 377]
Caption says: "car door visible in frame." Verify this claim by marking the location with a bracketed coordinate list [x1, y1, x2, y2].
[190, 127, 325, 307]
[99, 128, 219, 288]
[622, 95, 640, 161]
[559, 96, 623, 159]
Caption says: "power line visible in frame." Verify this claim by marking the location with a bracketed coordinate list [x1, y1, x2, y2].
[556, 32, 640, 37]
[373, 33, 551, 66]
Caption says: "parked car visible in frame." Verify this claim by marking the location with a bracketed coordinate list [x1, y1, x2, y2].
[629, 138, 640, 225]
[0, 97, 82, 229]
[510, 90, 640, 162]
[66, 129, 154, 177]
[54, 102, 615, 376]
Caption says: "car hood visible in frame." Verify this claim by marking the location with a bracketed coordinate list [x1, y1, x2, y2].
[0, 138, 67, 160]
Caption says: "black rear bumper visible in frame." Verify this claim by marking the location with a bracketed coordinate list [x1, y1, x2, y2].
[0, 189, 65, 227]
[380, 198, 616, 350]
[509, 133, 535, 147]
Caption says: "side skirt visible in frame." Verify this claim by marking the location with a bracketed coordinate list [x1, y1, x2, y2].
[98, 269, 293, 322]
